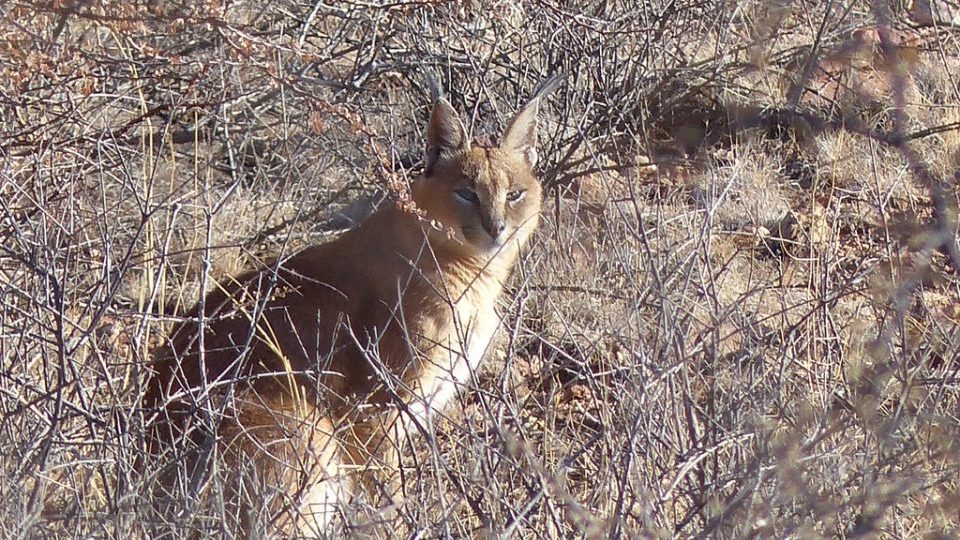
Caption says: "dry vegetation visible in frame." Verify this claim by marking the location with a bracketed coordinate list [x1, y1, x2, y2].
[2, 0, 960, 538]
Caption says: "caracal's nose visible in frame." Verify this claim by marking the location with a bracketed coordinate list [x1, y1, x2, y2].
[485, 219, 506, 240]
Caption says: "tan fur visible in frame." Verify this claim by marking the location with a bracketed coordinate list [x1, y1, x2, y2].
[144, 81, 557, 536]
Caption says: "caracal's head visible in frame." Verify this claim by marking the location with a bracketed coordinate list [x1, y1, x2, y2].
[413, 80, 559, 260]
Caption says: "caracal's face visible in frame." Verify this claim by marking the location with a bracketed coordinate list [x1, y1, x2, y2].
[415, 146, 542, 258]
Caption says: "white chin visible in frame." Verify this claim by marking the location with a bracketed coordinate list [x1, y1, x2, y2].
[482, 237, 512, 255]
[460, 228, 518, 256]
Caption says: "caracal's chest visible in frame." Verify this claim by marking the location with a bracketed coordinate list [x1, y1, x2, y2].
[406, 291, 501, 425]
[455, 297, 501, 376]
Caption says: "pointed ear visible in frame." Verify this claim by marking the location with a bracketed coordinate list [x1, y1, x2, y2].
[425, 98, 468, 174]
[500, 101, 541, 167]
[500, 75, 563, 168]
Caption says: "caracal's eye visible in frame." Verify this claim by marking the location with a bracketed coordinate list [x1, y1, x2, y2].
[506, 190, 525, 203]
[454, 188, 480, 204]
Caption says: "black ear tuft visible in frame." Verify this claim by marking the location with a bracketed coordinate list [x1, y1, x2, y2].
[425, 98, 468, 174]
[500, 75, 564, 168]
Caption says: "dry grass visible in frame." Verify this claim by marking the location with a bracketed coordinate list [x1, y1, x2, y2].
[2, 1, 960, 538]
